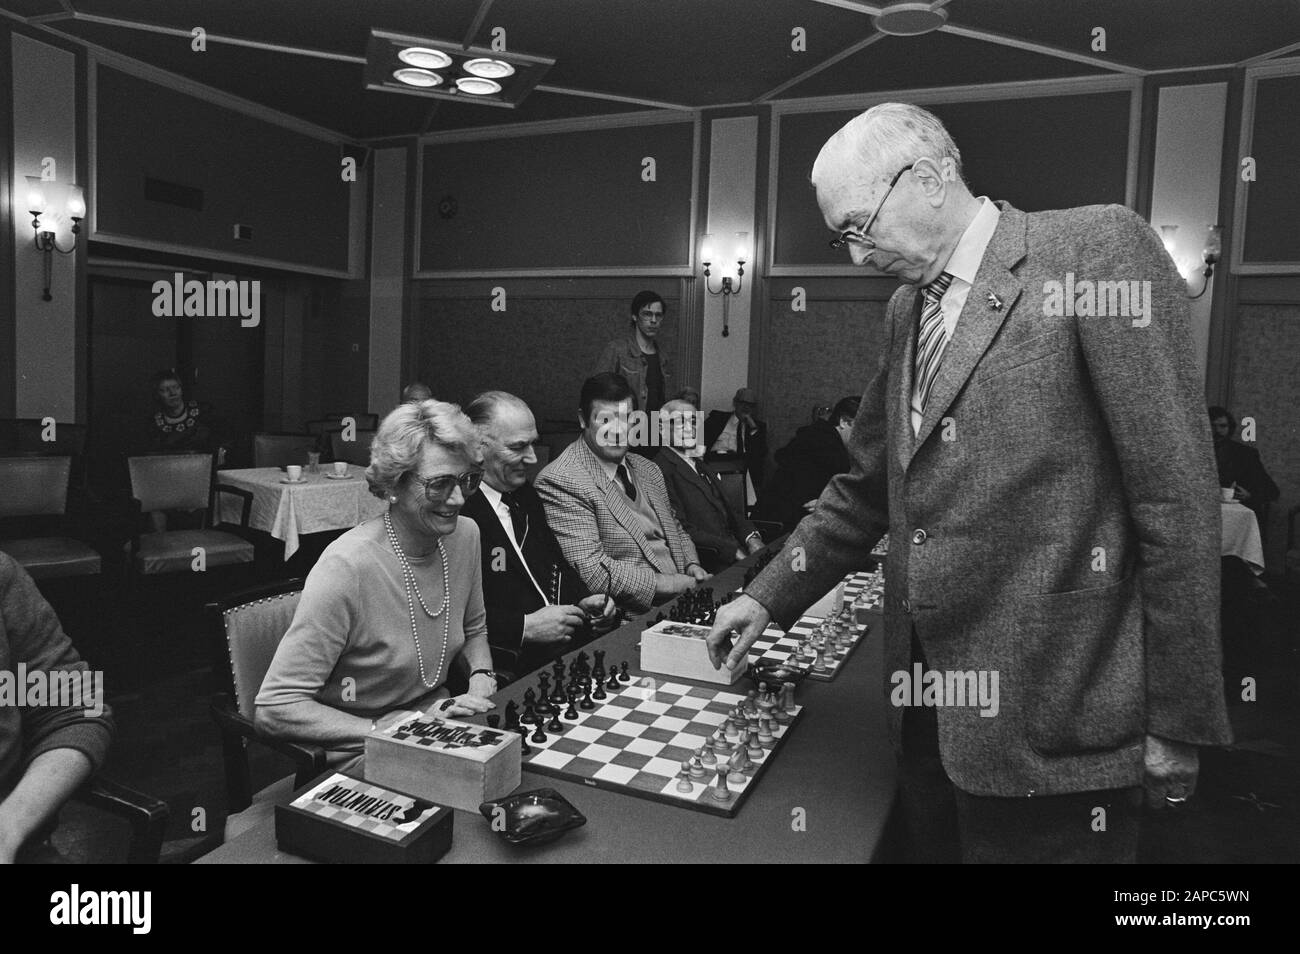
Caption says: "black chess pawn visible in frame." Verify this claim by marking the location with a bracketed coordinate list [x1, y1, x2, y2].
[605, 668, 620, 691]
[564, 689, 579, 720]
[592, 679, 607, 701]
[579, 682, 595, 710]
[537, 672, 551, 701]
[531, 720, 547, 744]
[546, 708, 563, 733]
[517, 724, 532, 756]
[618, 662, 630, 684]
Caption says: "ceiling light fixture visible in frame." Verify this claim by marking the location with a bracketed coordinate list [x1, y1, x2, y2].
[455, 76, 501, 95]
[394, 68, 443, 87]
[463, 58, 515, 79]
[873, 2, 949, 36]
[398, 47, 453, 69]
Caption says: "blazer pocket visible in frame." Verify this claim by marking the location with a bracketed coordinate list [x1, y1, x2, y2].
[1022, 575, 1145, 758]
[969, 329, 1070, 387]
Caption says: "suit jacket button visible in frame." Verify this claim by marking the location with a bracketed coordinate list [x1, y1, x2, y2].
[911, 529, 927, 545]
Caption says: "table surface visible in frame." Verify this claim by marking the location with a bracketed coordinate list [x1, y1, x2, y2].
[198, 549, 896, 864]
[1220, 500, 1265, 574]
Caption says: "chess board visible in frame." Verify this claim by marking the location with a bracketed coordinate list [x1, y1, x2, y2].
[746, 613, 867, 682]
[521, 680, 803, 818]
[841, 569, 885, 613]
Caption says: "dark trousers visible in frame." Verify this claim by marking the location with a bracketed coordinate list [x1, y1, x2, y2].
[898, 633, 1141, 863]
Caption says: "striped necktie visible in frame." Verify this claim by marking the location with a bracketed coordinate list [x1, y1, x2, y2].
[914, 271, 954, 415]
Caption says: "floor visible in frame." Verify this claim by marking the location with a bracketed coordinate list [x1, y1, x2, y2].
[35, 547, 1300, 865]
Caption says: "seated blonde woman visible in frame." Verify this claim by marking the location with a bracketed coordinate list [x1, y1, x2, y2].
[255, 400, 497, 771]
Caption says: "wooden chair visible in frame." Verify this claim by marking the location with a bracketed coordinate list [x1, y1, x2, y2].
[0, 456, 102, 580]
[71, 778, 171, 864]
[252, 432, 317, 470]
[123, 453, 254, 579]
[329, 428, 376, 466]
[205, 578, 325, 839]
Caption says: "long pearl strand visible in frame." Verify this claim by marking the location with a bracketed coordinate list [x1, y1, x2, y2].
[384, 512, 450, 689]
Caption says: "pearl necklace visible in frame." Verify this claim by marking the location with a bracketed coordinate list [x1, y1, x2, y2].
[384, 512, 450, 689]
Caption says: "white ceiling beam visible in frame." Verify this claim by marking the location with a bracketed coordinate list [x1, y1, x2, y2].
[461, 0, 496, 50]
[940, 23, 1145, 75]
[71, 13, 368, 63]
[27, 12, 75, 22]
[1239, 40, 1300, 66]
[535, 83, 695, 111]
[807, 0, 885, 14]
[755, 32, 888, 103]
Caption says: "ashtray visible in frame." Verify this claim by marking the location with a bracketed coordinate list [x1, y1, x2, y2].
[746, 660, 809, 687]
[479, 788, 587, 846]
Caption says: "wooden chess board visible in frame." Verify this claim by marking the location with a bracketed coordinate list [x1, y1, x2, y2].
[520, 679, 803, 818]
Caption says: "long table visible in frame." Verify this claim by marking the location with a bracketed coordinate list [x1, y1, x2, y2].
[197, 549, 896, 863]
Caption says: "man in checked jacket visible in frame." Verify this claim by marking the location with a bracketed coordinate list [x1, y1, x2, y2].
[536, 374, 709, 614]
[707, 103, 1230, 863]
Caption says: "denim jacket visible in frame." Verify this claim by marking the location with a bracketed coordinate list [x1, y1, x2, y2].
[593, 331, 674, 411]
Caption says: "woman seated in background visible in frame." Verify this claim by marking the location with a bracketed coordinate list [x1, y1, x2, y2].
[255, 399, 497, 771]
[142, 369, 230, 463]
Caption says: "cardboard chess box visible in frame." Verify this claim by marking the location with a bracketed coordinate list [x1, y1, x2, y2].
[366, 714, 521, 812]
[640, 620, 744, 685]
[275, 771, 453, 864]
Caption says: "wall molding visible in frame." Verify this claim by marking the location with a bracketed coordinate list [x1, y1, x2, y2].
[1230, 58, 1300, 275]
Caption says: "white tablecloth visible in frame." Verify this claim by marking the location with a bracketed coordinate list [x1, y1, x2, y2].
[217, 465, 387, 558]
[1220, 501, 1264, 575]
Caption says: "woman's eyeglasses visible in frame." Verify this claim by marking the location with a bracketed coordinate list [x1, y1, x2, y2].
[410, 471, 483, 501]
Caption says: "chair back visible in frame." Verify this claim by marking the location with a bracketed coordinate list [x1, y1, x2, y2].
[329, 429, 376, 466]
[0, 456, 71, 518]
[127, 453, 213, 512]
[253, 432, 317, 469]
[209, 580, 305, 722]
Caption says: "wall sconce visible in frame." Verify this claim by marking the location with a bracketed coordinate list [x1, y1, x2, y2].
[701, 231, 747, 337]
[1160, 223, 1222, 301]
[1187, 225, 1222, 300]
[25, 176, 85, 302]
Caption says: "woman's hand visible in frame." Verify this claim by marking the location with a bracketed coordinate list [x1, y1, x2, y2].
[432, 693, 496, 719]
[468, 673, 499, 698]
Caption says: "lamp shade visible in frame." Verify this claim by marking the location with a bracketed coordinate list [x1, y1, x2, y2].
[66, 184, 86, 219]
[1202, 225, 1222, 262]
[25, 176, 47, 214]
[701, 233, 714, 265]
[734, 232, 749, 264]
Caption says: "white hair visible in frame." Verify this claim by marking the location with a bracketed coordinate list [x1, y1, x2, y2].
[365, 399, 481, 499]
[814, 102, 964, 185]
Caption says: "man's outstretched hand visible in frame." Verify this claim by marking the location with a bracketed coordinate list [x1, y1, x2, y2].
[706, 594, 771, 671]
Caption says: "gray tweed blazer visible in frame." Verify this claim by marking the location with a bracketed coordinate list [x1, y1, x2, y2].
[745, 202, 1232, 797]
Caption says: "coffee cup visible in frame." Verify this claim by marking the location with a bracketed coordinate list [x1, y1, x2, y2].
[286, 465, 303, 481]
[333, 461, 348, 477]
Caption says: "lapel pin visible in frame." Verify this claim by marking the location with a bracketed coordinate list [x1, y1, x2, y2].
[987, 292, 1003, 311]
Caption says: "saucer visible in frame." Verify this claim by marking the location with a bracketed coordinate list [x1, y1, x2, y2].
[325, 473, 353, 480]
[279, 477, 307, 484]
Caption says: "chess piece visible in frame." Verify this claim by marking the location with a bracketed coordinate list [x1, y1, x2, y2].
[812, 649, 828, 672]
[757, 717, 774, 746]
[523, 688, 537, 709]
[504, 701, 520, 730]
[677, 762, 694, 793]
[688, 755, 706, 779]
[579, 682, 595, 710]
[727, 750, 748, 787]
[547, 709, 563, 733]
[521, 702, 537, 726]
[564, 689, 579, 721]
[537, 672, 551, 702]
[592, 679, 607, 702]
[487, 714, 500, 729]
[550, 662, 567, 705]
[606, 668, 620, 691]
[746, 730, 764, 762]
[618, 662, 630, 683]
[710, 768, 733, 802]
[701, 741, 718, 767]
[530, 720, 547, 744]
[517, 725, 532, 756]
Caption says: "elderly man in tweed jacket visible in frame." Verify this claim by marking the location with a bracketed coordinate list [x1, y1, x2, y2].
[707, 103, 1230, 863]
[537, 374, 708, 614]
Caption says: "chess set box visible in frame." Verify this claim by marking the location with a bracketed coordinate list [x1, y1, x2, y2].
[275, 771, 454, 864]
[366, 713, 522, 812]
